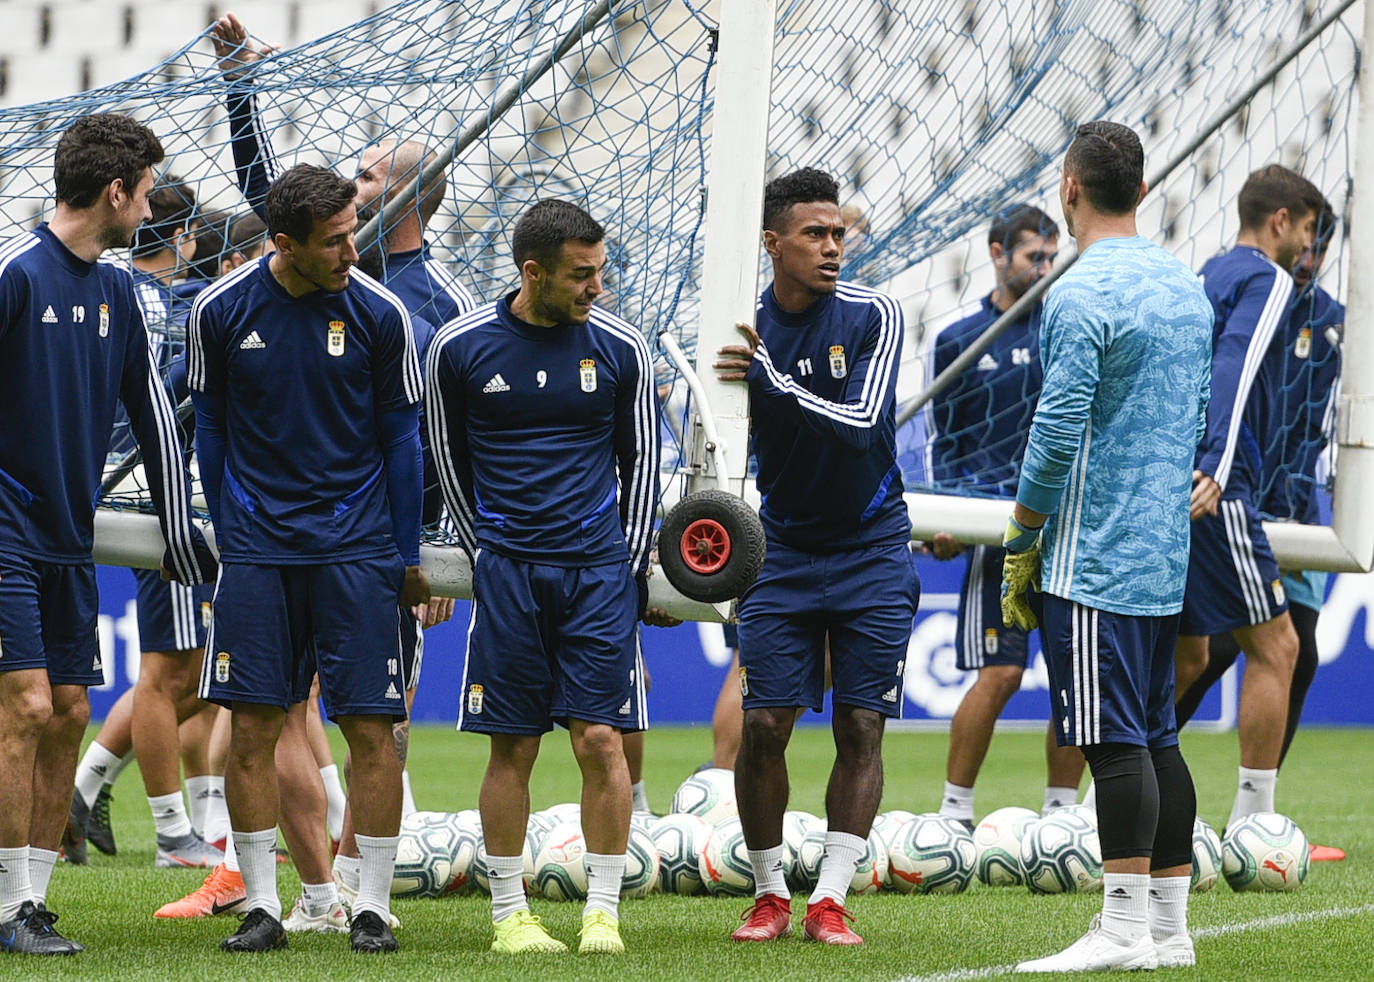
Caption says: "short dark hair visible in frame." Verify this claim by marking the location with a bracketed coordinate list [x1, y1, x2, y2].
[264, 164, 357, 243]
[1064, 121, 1144, 215]
[131, 174, 197, 259]
[512, 198, 604, 270]
[184, 208, 230, 280]
[53, 113, 164, 209]
[988, 204, 1059, 251]
[1236, 165, 1324, 232]
[762, 167, 840, 231]
[225, 210, 269, 254]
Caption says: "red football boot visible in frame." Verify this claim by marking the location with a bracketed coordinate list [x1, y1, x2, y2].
[803, 897, 863, 945]
[732, 894, 792, 942]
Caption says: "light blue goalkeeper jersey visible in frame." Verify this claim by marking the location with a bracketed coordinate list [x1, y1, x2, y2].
[1016, 235, 1213, 616]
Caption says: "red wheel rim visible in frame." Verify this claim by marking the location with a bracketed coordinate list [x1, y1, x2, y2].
[680, 518, 732, 574]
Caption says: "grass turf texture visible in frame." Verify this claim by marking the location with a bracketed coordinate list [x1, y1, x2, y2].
[38, 724, 1374, 980]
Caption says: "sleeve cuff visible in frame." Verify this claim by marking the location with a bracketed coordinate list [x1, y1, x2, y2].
[1016, 473, 1062, 515]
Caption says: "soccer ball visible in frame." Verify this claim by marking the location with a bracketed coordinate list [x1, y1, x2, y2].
[852, 830, 890, 894]
[622, 823, 661, 898]
[651, 813, 713, 895]
[533, 820, 589, 901]
[538, 802, 582, 826]
[630, 812, 659, 836]
[974, 806, 1038, 887]
[792, 828, 826, 893]
[888, 813, 977, 894]
[671, 768, 738, 825]
[470, 828, 537, 897]
[872, 809, 917, 856]
[445, 810, 485, 895]
[780, 813, 818, 895]
[1222, 812, 1309, 892]
[391, 811, 462, 898]
[1055, 803, 1099, 828]
[699, 817, 755, 896]
[1191, 818, 1223, 893]
[1019, 811, 1103, 894]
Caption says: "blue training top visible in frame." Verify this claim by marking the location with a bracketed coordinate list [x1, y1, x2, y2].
[1260, 282, 1342, 524]
[188, 257, 423, 565]
[1017, 235, 1213, 617]
[0, 225, 206, 580]
[924, 292, 1042, 498]
[1195, 245, 1296, 502]
[745, 281, 911, 552]
[424, 295, 660, 575]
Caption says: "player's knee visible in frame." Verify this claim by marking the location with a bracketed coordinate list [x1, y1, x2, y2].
[976, 665, 1024, 703]
[569, 722, 623, 769]
[4, 681, 54, 734]
[833, 705, 885, 759]
[48, 685, 90, 735]
[741, 707, 794, 757]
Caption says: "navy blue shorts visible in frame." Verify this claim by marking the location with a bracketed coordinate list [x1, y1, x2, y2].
[736, 539, 920, 717]
[400, 609, 423, 692]
[133, 568, 213, 653]
[459, 551, 645, 735]
[200, 557, 407, 720]
[1180, 498, 1287, 636]
[1041, 593, 1179, 749]
[0, 551, 101, 685]
[955, 545, 1033, 671]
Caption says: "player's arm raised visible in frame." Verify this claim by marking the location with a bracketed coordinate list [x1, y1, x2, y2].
[424, 328, 479, 564]
[121, 284, 216, 585]
[210, 12, 280, 218]
[614, 331, 662, 618]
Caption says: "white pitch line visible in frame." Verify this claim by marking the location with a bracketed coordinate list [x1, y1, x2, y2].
[891, 903, 1374, 982]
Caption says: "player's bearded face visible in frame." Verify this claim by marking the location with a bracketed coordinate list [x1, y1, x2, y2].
[769, 201, 845, 299]
[291, 204, 360, 293]
[106, 167, 156, 251]
[1001, 232, 1058, 301]
[534, 240, 606, 325]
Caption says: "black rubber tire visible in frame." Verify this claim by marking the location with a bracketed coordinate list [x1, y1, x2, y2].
[659, 489, 766, 603]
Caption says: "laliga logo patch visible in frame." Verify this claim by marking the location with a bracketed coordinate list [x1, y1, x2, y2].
[1295, 327, 1311, 359]
[829, 344, 847, 378]
[468, 683, 485, 715]
[738, 665, 749, 696]
[201, 602, 213, 629]
[579, 358, 598, 392]
[327, 320, 346, 357]
[1272, 579, 1286, 606]
[215, 651, 231, 684]
[984, 629, 999, 655]
[98, 303, 110, 338]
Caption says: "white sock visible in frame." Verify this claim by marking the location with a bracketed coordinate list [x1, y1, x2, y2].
[223, 831, 239, 872]
[27, 848, 58, 905]
[1043, 785, 1079, 814]
[808, 831, 864, 907]
[148, 791, 193, 839]
[1099, 872, 1150, 944]
[0, 845, 34, 921]
[301, 880, 340, 916]
[107, 751, 136, 785]
[201, 777, 230, 845]
[485, 852, 528, 922]
[1229, 767, 1277, 828]
[234, 827, 281, 919]
[74, 742, 121, 807]
[353, 833, 398, 921]
[185, 776, 213, 837]
[748, 845, 789, 899]
[320, 765, 346, 840]
[631, 780, 650, 814]
[939, 782, 975, 823]
[1148, 875, 1191, 941]
[401, 769, 417, 819]
[332, 852, 361, 892]
[1082, 781, 1097, 809]
[583, 851, 625, 919]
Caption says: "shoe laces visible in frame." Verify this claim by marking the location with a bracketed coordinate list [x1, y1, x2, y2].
[90, 790, 112, 828]
[740, 895, 789, 922]
[810, 898, 855, 927]
[23, 904, 60, 934]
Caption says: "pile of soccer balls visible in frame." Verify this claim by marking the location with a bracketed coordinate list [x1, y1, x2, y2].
[390, 769, 1311, 900]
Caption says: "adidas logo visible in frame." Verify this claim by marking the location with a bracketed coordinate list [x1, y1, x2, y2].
[618, 698, 632, 716]
[482, 373, 510, 393]
[42, 305, 58, 324]
[1240, 781, 1256, 792]
[385, 682, 402, 700]
[239, 330, 266, 350]
[92, 654, 102, 672]
[976, 352, 999, 371]
[881, 685, 898, 703]
[1107, 887, 1131, 898]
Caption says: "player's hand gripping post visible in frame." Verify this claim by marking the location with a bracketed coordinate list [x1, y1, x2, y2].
[1000, 511, 1043, 632]
[401, 564, 431, 609]
[713, 322, 761, 381]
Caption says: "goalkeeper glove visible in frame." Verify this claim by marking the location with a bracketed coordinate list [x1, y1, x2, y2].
[1000, 516, 1042, 632]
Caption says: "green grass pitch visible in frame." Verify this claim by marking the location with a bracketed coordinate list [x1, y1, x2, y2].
[38, 724, 1374, 980]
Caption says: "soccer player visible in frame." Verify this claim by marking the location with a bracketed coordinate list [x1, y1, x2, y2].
[924, 204, 1086, 825]
[0, 113, 216, 954]
[427, 199, 659, 955]
[1002, 121, 1212, 973]
[1176, 164, 1323, 830]
[713, 168, 918, 946]
[1175, 203, 1345, 860]
[65, 175, 224, 871]
[189, 163, 426, 954]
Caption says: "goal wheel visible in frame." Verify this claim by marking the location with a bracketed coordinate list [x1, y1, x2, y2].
[659, 490, 765, 603]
